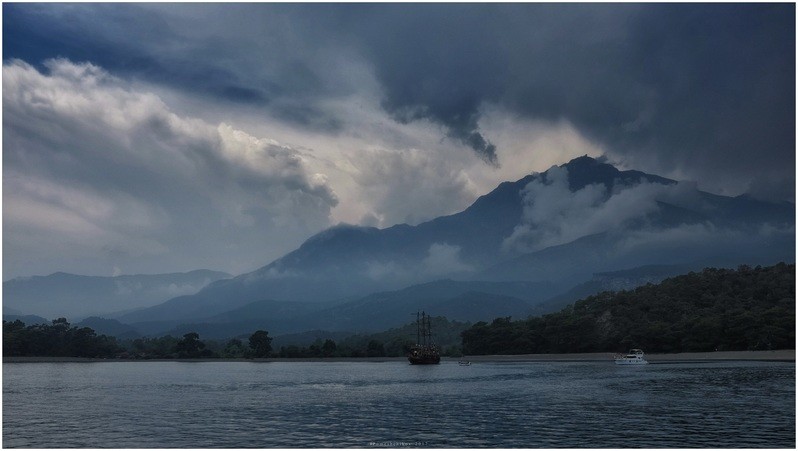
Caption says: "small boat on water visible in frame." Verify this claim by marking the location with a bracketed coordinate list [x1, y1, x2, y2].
[614, 349, 649, 365]
[458, 361, 471, 366]
[407, 311, 440, 365]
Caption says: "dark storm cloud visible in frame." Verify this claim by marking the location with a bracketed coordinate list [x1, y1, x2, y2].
[4, 3, 794, 199]
[343, 4, 794, 196]
[343, 4, 507, 164]
[3, 3, 342, 131]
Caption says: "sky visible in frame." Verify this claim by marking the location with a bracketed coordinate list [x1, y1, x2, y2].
[2, 3, 795, 279]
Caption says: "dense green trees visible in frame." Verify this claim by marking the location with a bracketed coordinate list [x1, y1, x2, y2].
[321, 339, 337, 357]
[175, 332, 213, 358]
[275, 317, 470, 358]
[462, 263, 795, 355]
[249, 330, 273, 357]
[222, 338, 248, 358]
[128, 335, 181, 358]
[3, 318, 121, 357]
[3, 322, 222, 359]
[366, 340, 386, 357]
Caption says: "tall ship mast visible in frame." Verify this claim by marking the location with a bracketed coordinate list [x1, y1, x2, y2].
[407, 311, 441, 364]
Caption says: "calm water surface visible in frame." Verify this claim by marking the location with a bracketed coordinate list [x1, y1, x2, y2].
[3, 360, 794, 447]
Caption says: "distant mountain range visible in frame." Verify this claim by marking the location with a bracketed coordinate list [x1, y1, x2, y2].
[3, 270, 231, 319]
[4, 156, 794, 341]
[121, 278, 558, 339]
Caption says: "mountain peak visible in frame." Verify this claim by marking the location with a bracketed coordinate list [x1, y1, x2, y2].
[553, 154, 675, 192]
[561, 154, 604, 168]
[300, 223, 377, 248]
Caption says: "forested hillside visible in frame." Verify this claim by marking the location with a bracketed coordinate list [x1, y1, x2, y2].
[462, 263, 795, 355]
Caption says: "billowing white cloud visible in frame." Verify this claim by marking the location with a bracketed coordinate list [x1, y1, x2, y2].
[422, 243, 474, 276]
[3, 59, 338, 278]
[503, 165, 699, 253]
[347, 147, 477, 227]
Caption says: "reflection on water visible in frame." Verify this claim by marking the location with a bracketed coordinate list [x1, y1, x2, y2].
[3, 360, 794, 447]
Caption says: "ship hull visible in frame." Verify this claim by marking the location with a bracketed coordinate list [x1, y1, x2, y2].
[408, 355, 441, 365]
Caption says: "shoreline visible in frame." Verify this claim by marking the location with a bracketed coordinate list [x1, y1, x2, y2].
[459, 349, 795, 363]
[4, 349, 794, 364]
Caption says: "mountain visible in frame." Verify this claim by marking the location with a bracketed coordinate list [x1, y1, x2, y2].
[149, 299, 327, 339]
[3, 314, 50, 326]
[156, 291, 529, 340]
[3, 270, 232, 319]
[113, 155, 795, 327]
[479, 224, 793, 284]
[128, 279, 559, 339]
[298, 280, 552, 332]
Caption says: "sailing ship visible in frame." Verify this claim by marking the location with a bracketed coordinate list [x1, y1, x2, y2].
[407, 311, 441, 365]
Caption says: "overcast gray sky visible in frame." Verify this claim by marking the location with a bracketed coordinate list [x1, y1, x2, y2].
[3, 3, 794, 279]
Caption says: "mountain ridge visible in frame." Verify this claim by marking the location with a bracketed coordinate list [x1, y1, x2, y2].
[114, 156, 794, 325]
[8, 156, 794, 328]
[4, 269, 232, 319]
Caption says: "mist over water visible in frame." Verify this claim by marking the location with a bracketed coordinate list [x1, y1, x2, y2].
[3, 360, 794, 448]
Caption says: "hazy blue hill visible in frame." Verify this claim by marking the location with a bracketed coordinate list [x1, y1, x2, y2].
[272, 279, 555, 333]
[701, 192, 795, 228]
[118, 291, 244, 324]
[123, 320, 184, 338]
[339, 279, 558, 305]
[203, 299, 323, 323]
[117, 295, 312, 334]
[153, 299, 332, 339]
[76, 317, 141, 340]
[2, 314, 49, 326]
[125, 279, 559, 338]
[4, 270, 231, 319]
[479, 225, 794, 284]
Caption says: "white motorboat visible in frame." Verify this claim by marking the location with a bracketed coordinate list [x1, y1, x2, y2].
[614, 349, 649, 365]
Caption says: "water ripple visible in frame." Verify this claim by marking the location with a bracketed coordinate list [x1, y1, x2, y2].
[3, 361, 794, 447]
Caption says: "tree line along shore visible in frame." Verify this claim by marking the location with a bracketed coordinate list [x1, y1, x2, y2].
[4, 350, 795, 363]
[4, 263, 794, 360]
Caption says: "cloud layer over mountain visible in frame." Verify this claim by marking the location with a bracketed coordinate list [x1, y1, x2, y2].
[504, 165, 696, 253]
[3, 4, 794, 279]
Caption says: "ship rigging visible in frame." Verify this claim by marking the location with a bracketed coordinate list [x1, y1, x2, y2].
[407, 311, 441, 365]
